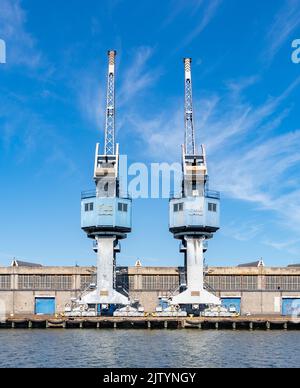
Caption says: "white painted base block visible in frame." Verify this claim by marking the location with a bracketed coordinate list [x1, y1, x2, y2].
[81, 289, 130, 305]
[171, 288, 221, 306]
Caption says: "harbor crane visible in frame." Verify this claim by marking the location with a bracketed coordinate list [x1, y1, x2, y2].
[66, 51, 137, 317]
[168, 58, 221, 314]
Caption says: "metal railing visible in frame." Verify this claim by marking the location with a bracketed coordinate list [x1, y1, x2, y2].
[169, 189, 220, 200]
[81, 189, 131, 200]
[81, 190, 97, 199]
[205, 190, 220, 200]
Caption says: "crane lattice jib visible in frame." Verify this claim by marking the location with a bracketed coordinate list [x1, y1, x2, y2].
[104, 50, 116, 156]
[184, 58, 196, 156]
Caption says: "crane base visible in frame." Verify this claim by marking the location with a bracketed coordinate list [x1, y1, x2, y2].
[171, 288, 221, 306]
[80, 289, 130, 306]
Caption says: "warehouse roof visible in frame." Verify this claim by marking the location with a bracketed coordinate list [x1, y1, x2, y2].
[11, 260, 43, 268]
[238, 260, 265, 268]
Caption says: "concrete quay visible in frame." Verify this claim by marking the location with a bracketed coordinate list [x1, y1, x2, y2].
[1, 315, 300, 330]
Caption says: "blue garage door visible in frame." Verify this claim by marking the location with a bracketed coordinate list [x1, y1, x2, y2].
[221, 298, 241, 314]
[35, 298, 56, 315]
[282, 298, 300, 316]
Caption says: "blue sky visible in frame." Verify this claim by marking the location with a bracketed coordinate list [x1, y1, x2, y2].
[0, 0, 300, 268]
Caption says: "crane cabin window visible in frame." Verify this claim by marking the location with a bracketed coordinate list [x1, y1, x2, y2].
[118, 203, 128, 212]
[85, 203, 94, 212]
[174, 203, 184, 212]
[208, 203, 217, 212]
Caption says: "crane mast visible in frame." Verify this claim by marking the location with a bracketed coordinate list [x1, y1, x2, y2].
[104, 50, 116, 156]
[184, 58, 196, 156]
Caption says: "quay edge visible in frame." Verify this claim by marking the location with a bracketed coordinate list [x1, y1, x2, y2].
[1, 315, 300, 330]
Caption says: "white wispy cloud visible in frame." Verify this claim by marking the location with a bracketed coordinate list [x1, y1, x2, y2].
[77, 46, 162, 136]
[263, 239, 300, 255]
[0, 0, 42, 68]
[161, 0, 222, 53]
[162, 0, 204, 28]
[123, 105, 183, 160]
[182, 0, 222, 47]
[118, 47, 162, 106]
[222, 222, 263, 242]
[264, 0, 300, 63]
[124, 74, 300, 252]
[0, 90, 77, 176]
[225, 75, 261, 97]
[77, 70, 106, 130]
[0, 0, 75, 178]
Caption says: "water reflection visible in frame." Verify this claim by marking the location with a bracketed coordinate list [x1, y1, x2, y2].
[0, 330, 298, 368]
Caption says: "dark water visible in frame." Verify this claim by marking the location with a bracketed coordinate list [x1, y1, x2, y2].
[0, 330, 299, 368]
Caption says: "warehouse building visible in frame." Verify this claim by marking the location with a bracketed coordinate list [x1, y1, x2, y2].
[0, 260, 300, 316]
